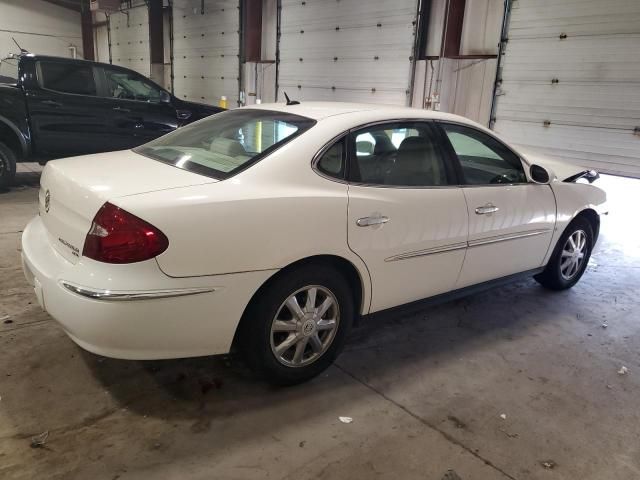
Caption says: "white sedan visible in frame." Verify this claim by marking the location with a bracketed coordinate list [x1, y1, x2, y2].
[21, 102, 607, 384]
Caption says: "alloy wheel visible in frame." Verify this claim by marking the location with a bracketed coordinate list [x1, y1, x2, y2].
[560, 229, 587, 280]
[270, 285, 340, 367]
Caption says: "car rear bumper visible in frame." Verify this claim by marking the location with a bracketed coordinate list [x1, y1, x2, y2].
[21, 215, 276, 360]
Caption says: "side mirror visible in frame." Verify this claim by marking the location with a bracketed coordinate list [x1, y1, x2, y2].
[159, 90, 171, 103]
[530, 164, 550, 184]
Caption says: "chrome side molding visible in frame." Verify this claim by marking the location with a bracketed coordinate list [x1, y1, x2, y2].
[467, 229, 552, 247]
[60, 281, 216, 301]
[385, 242, 467, 262]
[385, 229, 552, 262]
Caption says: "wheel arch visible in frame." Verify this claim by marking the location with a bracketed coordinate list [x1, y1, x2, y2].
[574, 208, 600, 244]
[0, 115, 27, 159]
[232, 254, 369, 348]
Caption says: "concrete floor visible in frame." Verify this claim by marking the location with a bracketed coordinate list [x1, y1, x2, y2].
[1, 168, 639, 480]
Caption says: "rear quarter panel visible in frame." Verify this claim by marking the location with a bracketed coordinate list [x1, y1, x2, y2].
[114, 124, 373, 312]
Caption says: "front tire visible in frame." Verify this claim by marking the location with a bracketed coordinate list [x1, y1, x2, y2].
[238, 264, 354, 385]
[0, 142, 17, 191]
[535, 217, 593, 290]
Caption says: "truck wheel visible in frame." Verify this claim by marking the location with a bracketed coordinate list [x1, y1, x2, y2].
[0, 142, 17, 190]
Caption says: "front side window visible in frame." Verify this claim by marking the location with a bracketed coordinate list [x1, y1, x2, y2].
[135, 109, 316, 179]
[39, 61, 96, 96]
[104, 67, 163, 102]
[350, 123, 449, 187]
[441, 123, 526, 185]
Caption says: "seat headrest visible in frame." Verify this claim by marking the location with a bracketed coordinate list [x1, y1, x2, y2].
[210, 137, 247, 157]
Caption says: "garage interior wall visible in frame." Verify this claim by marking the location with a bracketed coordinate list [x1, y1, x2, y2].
[277, 0, 419, 105]
[108, 1, 151, 77]
[411, 0, 502, 126]
[0, 0, 83, 59]
[493, 0, 640, 178]
[172, 0, 241, 106]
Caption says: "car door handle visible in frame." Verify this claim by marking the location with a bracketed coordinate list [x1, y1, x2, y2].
[475, 203, 499, 215]
[113, 106, 131, 113]
[356, 215, 389, 227]
[41, 100, 62, 107]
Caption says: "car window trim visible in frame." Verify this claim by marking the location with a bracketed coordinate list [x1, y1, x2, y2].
[98, 64, 169, 104]
[35, 60, 99, 98]
[435, 120, 531, 187]
[345, 119, 458, 189]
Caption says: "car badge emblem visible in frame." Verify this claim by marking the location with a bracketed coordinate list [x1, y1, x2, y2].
[44, 189, 51, 213]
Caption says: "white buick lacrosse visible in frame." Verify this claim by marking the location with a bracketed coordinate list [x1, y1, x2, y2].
[22, 102, 607, 384]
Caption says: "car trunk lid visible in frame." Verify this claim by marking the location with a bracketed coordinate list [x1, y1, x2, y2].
[38, 150, 216, 264]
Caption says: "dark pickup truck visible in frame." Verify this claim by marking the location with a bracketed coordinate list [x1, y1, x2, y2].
[0, 54, 224, 188]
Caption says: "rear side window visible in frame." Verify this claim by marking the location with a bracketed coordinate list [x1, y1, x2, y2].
[39, 62, 96, 96]
[349, 122, 450, 187]
[316, 138, 345, 179]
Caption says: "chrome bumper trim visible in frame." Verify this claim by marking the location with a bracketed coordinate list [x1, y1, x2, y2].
[60, 281, 216, 301]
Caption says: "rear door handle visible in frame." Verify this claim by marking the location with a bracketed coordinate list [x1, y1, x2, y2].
[41, 100, 62, 107]
[475, 203, 499, 215]
[113, 106, 131, 113]
[356, 215, 389, 227]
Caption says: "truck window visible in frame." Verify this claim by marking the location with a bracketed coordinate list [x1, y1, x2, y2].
[0, 57, 19, 84]
[39, 62, 97, 96]
[103, 67, 162, 103]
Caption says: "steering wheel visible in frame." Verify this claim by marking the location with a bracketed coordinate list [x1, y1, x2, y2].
[489, 172, 519, 184]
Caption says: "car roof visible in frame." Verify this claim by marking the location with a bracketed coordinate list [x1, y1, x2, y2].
[244, 101, 479, 125]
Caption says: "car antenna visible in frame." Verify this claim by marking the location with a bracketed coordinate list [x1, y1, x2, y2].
[283, 92, 300, 106]
[12, 37, 29, 54]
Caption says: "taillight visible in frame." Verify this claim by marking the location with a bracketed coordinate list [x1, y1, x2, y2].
[82, 202, 169, 264]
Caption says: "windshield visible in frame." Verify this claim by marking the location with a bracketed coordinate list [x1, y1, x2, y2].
[135, 109, 316, 179]
[0, 57, 19, 84]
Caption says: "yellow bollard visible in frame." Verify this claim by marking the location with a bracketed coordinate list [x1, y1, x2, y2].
[218, 95, 227, 109]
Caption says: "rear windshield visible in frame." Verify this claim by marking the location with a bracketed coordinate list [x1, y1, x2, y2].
[0, 57, 19, 84]
[135, 109, 316, 179]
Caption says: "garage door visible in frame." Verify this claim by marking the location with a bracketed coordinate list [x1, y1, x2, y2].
[172, 0, 240, 107]
[278, 0, 418, 105]
[109, 3, 150, 77]
[493, 0, 640, 177]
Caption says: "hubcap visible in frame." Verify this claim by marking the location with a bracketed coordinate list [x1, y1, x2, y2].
[560, 229, 587, 280]
[270, 285, 340, 367]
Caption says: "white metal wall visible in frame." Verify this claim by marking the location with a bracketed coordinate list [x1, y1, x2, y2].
[172, 0, 240, 106]
[109, 3, 151, 77]
[493, 0, 640, 177]
[278, 0, 419, 105]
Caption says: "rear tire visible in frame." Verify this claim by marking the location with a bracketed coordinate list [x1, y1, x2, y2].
[0, 142, 17, 191]
[535, 217, 593, 290]
[238, 264, 354, 386]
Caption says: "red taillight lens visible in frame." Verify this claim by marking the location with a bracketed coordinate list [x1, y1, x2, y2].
[82, 202, 169, 264]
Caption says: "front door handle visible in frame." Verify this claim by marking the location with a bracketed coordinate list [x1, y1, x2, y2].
[113, 106, 131, 113]
[475, 203, 499, 215]
[356, 215, 389, 227]
[41, 100, 62, 107]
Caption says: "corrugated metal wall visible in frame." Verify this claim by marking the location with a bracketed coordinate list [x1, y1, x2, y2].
[172, 0, 240, 106]
[109, 3, 150, 77]
[277, 0, 419, 105]
[493, 0, 640, 177]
